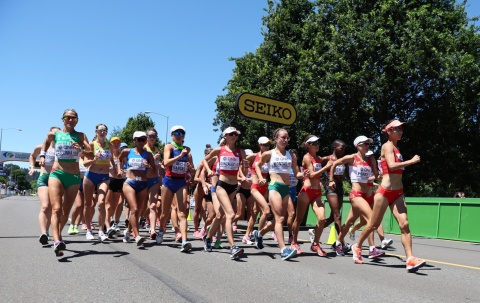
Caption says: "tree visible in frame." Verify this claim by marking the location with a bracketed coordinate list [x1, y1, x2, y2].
[213, 0, 480, 196]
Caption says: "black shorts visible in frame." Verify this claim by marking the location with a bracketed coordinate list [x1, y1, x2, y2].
[237, 187, 252, 200]
[109, 178, 126, 193]
[216, 180, 238, 196]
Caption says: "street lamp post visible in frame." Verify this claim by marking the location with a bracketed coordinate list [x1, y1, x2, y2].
[144, 111, 169, 144]
[0, 128, 22, 152]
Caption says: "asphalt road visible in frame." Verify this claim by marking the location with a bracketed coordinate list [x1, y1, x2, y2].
[1, 195, 479, 303]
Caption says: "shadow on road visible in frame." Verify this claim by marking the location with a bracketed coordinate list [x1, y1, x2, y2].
[58, 249, 129, 262]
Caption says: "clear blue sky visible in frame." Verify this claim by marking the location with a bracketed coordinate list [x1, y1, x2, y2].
[0, 1, 478, 169]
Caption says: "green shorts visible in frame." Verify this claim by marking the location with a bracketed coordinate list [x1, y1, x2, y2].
[49, 169, 81, 188]
[37, 172, 50, 188]
[268, 181, 290, 198]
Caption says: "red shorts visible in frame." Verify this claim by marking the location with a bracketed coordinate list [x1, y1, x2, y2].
[251, 183, 268, 196]
[299, 186, 322, 203]
[376, 186, 404, 205]
[349, 189, 374, 204]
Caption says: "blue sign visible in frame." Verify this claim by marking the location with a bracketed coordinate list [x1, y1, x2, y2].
[0, 163, 3, 170]
[0, 172, 7, 177]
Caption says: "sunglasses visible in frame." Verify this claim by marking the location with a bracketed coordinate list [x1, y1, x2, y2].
[392, 126, 403, 131]
[136, 137, 147, 143]
[309, 142, 319, 146]
[97, 129, 107, 133]
[359, 142, 370, 146]
[172, 131, 185, 137]
[260, 143, 270, 147]
[226, 133, 238, 137]
[63, 116, 78, 122]
[148, 134, 157, 139]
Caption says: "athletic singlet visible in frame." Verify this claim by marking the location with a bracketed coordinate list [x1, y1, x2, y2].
[44, 149, 56, 168]
[380, 146, 404, 175]
[126, 149, 149, 172]
[79, 158, 88, 177]
[304, 154, 322, 180]
[269, 149, 292, 174]
[93, 141, 112, 165]
[218, 146, 241, 176]
[289, 168, 298, 187]
[165, 145, 189, 177]
[145, 145, 161, 166]
[250, 153, 269, 177]
[330, 155, 345, 176]
[54, 131, 80, 162]
[349, 154, 373, 183]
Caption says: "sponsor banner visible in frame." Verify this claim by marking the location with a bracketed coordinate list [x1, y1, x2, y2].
[235, 93, 297, 125]
[0, 171, 7, 177]
[0, 151, 31, 163]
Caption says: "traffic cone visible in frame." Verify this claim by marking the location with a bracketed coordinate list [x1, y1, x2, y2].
[326, 226, 337, 245]
[187, 209, 192, 221]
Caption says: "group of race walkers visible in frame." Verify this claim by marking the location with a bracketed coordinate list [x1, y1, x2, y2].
[28, 108, 426, 272]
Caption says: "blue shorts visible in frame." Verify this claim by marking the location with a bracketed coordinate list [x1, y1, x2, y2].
[289, 186, 297, 202]
[125, 178, 148, 193]
[147, 177, 160, 190]
[85, 171, 109, 186]
[79, 178, 84, 192]
[162, 176, 186, 193]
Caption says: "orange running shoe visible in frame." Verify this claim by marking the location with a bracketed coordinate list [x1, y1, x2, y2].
[310, 243, 327, 257]
[406, 257, 426, 272]
[290, 242, 304, 254]
[351, 243, 363, 264]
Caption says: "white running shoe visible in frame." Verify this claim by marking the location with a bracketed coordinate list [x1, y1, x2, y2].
[123, 230, 130, 243]
[308, 229, 315, 243]
[348, 227, 355, 241]
[99, 232, 108, 242]
[86, 230, 95, 241]
[381, 239, 393, 249]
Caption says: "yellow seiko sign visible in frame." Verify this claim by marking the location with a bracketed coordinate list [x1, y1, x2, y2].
[234, 93, 297, 125]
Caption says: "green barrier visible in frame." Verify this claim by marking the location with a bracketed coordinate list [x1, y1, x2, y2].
[305, 197, 480, 243]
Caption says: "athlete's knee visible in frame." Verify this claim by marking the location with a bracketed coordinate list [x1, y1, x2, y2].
[398, 219, 410, 232]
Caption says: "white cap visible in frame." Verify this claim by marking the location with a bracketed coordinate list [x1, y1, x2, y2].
[366, 150, 374, 157]
[244, 149, 253, 156]
[258, 136, 272, 144]
[353, 135, 373, 147]
[120, 142, 128, 148]
[222, 127, 241, 136]
[133, 131, 147, 139]
[170, 125, 186, 133]
[306, 136, 320, 143]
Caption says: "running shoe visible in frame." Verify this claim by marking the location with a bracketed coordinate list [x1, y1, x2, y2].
[232, 225, 238, 233]
[214, 239, 223, 249]
[90, 224, 95, 230]
[68, 225, 75, 235]
[212, 236, 217, 243]
[381, 239, 393, 249]
[175, 232, 182, 242]
[53, 241, 66, 257]
[230, 246, 244, 260]
[139, 218, 146, 230]
[193, 231, 199, 238]
[135, 235, 146, 246]
[113, 222, 120, 232]
[242, 235, 254, 245]
[288, 235, 293, 245]
[203, 235, 212, 252]
[222, 231, 227, 238]
[181, 241, 192, 252]
[156, 230, 164, 244]
[199, 228, 206, 238]
[86, 230, 95, 241]
[331, 242, 345, 256]
[81, 223, 88, 230]
[253, 230, 264, 250]
[368, 247, 385, 259]
[123, 229, 130, 243]
[145, 219, 150, 230]
[280, 247, 297, 260]
[406, 257, 426, 272]
[124, 219, 129, 227]
[343, 243, 352, 254]
[308, 229, 315, 243]
[272, 232, 277, 242]
[149, 229, 157, 240]
[351, 243, 363, 264]
[99, 232, 108, 242]
[72, 225, 79, 234]
[290, 242, 304, 254]
[348, 227, 355, 241]
[39, 233, 49, 245]
[106, 227, 116, 238]
[311, 243, 327, 256]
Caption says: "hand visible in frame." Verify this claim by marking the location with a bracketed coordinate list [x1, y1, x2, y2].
[303, 169, 311, 178]
[258, 178, 266, 186]
[411, 155, 420, 164]
[154, 153, 161, 160]
[71, 141, 82, 152]
[39, 158, 45, 167]
[328, 180, 336, 190]
[28, 168, 35, 176]
[180, 148, 189, 156]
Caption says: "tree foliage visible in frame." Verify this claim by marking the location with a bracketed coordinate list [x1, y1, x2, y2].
[213, 0, 480, 196]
